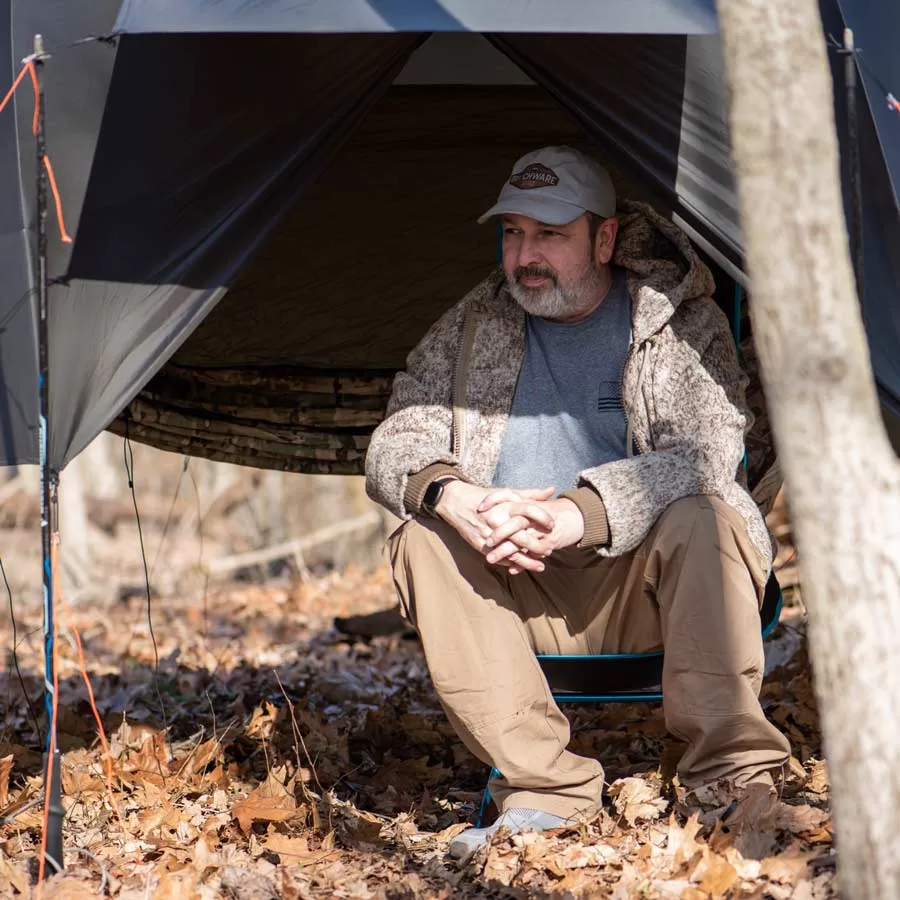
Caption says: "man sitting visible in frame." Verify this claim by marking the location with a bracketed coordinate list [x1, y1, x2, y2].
[364, 146, 790, 858]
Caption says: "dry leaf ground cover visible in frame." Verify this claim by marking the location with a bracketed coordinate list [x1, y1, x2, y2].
[0, 560, 834, 899]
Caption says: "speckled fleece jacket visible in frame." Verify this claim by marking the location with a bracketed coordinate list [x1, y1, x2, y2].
[365, 201, 773, 574]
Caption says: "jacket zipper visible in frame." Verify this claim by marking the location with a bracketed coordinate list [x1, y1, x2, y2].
[623, 339, 654, 457]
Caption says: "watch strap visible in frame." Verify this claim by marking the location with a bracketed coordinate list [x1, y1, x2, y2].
[422, 475, 457, 516]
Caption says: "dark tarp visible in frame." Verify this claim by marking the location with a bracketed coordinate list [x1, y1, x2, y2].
[113, 0, 719, 36]
[0, 12, 36, 466]
[1, 0, 899, 471]
[831, 0, 900, 443]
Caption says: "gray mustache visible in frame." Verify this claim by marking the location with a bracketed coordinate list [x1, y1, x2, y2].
[514, 266, 558, 285]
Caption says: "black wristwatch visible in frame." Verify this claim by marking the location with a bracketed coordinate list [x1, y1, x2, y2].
[422, 476, 456, 517]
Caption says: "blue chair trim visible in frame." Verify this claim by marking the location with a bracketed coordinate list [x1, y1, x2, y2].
[761, 587, 783, 640]
[553, 692, 663, 704]
[536, 650, 663, 661]
[476, 767, 501, 828]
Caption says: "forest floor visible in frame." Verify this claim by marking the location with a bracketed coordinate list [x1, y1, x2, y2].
[0, 558, 834, 899]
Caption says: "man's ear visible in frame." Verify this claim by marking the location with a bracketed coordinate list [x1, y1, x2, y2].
[594, 218, 619, 266]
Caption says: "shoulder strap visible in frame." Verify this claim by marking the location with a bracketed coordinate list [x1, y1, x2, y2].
[452, 307, 479, 463]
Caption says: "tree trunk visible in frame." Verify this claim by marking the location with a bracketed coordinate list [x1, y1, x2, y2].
[715, 1, 900, 896]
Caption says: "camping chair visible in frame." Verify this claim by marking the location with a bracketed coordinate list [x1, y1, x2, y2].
[475, 283, 785, 826]
[475, 575, 783, 825]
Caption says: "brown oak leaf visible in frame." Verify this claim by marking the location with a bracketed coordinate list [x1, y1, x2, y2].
[232, 771, 297, 834]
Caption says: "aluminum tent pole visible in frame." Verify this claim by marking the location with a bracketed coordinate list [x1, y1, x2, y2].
[33, 33, 64, 877]
[843, 26, 865, 312]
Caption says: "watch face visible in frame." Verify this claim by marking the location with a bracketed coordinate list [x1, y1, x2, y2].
[424, 480, 443, 512]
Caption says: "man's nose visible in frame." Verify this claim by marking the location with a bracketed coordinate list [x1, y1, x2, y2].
[516, 235, 543, 268]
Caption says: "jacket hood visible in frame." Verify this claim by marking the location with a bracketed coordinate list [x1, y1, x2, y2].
[613, 200, 716, 343]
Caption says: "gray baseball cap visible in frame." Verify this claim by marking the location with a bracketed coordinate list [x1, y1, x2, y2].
[478, 146, 616, 226]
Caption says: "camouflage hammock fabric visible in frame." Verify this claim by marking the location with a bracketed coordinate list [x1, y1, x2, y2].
[112, 335, 782, 520]
[110, 365, 394, 475]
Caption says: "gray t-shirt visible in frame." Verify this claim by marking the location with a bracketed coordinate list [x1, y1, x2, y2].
[492, 267, 631, 493]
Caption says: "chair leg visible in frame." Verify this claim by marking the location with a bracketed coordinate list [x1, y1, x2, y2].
[476, 768, 501, 827]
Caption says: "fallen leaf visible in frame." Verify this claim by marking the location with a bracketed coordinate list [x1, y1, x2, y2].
[245, 702, 279, 740]
[232, 771, 298, 835]
[480, 841, 520, 885]
[40, 873, 100, 899]
[0, 851, 29, 895]
[61, 765, 105, 794]
[0, 755, 13, 807]
[680, 888, 709, 900]
[339, 806, 387, 848]
[801, 825, 834, 845]
[788, 755, 807, 780]
[175, 737, 222, 780]
[263, 832, 309, 854]
[776, 803, 830, 836]
[262, 833, 333, 865]
[693, 849, 739, 898]
[608, 777, 668, 826]
[126, 730, 171, 785]
[555, 841, 617, 869]
[431, 822, 470, 843]
[722, 845, 761, 881]
[804, 760, 830, 795]
[155, 870, 201, 900]
[667, 812, 703, 864]
[761, 849, 812, 885]
[725, 782, 779, 831]
[193, 834, 220, 872]
[703, 782, 780, 860]
[219, 865, 279, 900]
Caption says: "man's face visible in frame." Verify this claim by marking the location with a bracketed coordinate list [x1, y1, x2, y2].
[500, 213, 617, 320]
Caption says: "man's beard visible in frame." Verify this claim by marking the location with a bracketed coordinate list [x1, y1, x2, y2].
[507, 262, 608, 320]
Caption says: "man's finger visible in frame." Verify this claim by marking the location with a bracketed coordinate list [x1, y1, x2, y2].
[477, 486, 554, 513]
[512, 486, 555, 501]
[482, 505, 515, 529]
[477, 489, 523, 513]
[484, 538, 520, 563]
[486, 522, 547, 556]
[510, 528, 551, 556]
[508, 550, 544, 573]
[483, 515, 532, 548]
[493, 553, 544, 575]
[486, 536, 548, 566]
[500, 501, 555, 531]
[491, 549, 545, 573]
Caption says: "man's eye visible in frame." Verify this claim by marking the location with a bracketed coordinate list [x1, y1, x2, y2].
[541, 230, 562, 237]
[503, 228, 520, 236]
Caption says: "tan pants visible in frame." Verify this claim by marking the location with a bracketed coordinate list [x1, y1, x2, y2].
[387, 495, 790, 819]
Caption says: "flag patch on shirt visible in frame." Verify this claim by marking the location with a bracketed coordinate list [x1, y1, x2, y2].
[597, 381, 624, 411]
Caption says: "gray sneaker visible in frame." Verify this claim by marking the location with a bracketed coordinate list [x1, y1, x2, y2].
[449, 807, 567, 860]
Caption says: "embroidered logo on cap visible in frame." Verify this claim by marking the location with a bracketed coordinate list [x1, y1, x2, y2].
[509, 163, 560, 190]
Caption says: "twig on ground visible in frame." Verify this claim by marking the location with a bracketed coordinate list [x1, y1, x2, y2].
[0, 795, 42, 826]
[274, 671, 329, 832]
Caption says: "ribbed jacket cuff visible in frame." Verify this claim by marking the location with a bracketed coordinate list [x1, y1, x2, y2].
[404, 463, 462, 516]
[560, 487, 610, 548]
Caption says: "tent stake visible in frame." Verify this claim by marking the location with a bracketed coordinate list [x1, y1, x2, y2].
[843, 27, 864, 312]
[33, 33, 64, 877]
